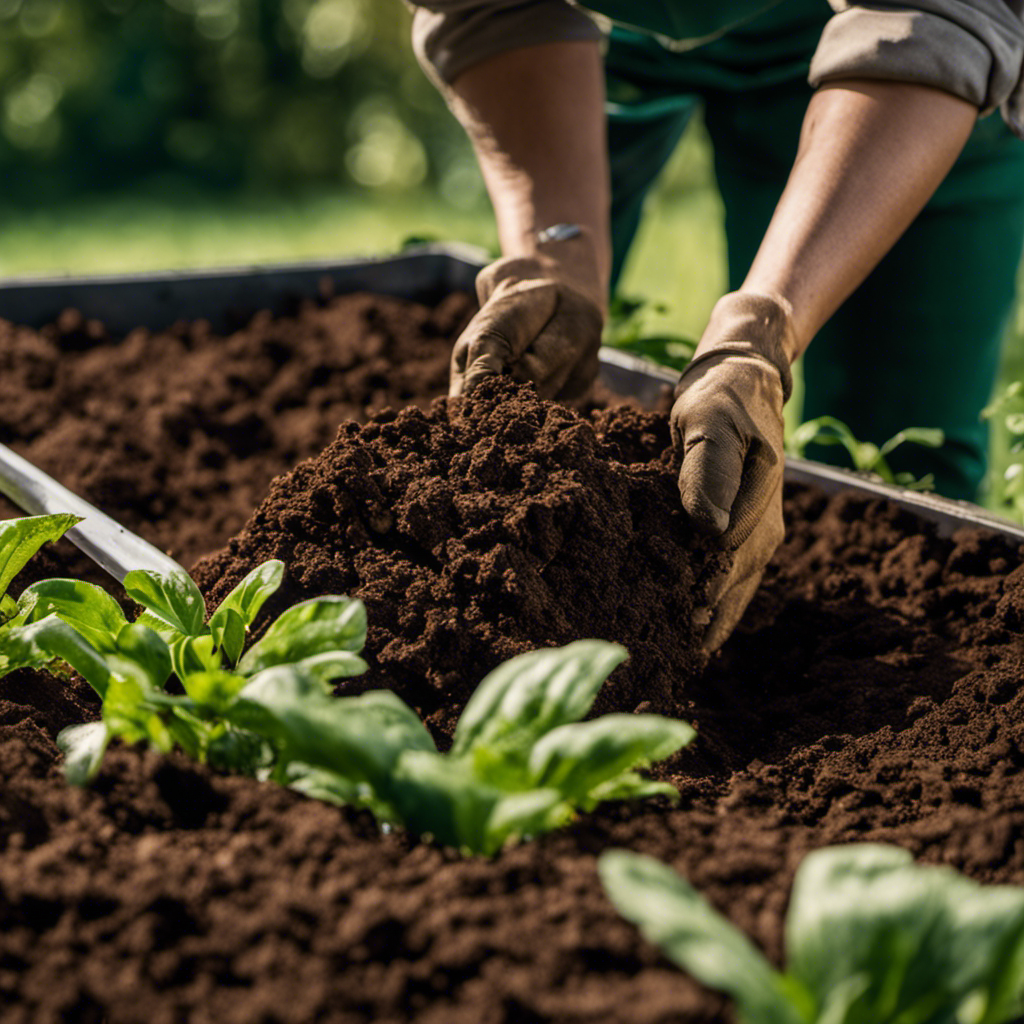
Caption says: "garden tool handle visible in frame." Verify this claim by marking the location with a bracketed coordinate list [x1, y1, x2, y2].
[0, 441, 186, 583]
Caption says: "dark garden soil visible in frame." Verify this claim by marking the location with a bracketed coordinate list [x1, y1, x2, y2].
[3, 293, 1024, 1024]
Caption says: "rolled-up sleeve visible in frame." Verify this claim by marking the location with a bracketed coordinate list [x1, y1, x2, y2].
[408, 1, 603, 86]
[810, 1, 1024, 135]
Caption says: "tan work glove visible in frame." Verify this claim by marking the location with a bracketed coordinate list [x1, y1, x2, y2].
[670, 292, 795, 654]
[450, 227, 605, 400]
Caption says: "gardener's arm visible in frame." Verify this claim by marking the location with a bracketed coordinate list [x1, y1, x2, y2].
[676, 79, 977, 652]
[438, 40, 610, 398]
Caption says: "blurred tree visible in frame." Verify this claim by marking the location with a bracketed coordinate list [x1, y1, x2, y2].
[0, 0, 485, 204]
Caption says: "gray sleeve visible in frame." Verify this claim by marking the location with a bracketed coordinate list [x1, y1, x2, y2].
[408, 1, 603, 86]
[809, 1, 1024, 136]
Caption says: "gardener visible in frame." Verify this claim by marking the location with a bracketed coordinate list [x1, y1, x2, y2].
[406, 0, 1024, 651]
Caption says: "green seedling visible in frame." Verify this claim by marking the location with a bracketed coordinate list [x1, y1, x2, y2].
[0, 514, 114, 692]
[0, 514, 695, 854]
[600, 844, 1024, 1024]
[786, 416, 944, 491]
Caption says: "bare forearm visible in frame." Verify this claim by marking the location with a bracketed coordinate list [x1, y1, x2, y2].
[741, 79, 977, 361]
[447, 41, 611, 302]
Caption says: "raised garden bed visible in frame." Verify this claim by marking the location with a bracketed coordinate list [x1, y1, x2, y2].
[3, 255, 1024, 1023]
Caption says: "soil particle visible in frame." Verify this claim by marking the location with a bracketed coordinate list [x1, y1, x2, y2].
[4, 294, 1024, 1023]
[193, 376, 724, 737]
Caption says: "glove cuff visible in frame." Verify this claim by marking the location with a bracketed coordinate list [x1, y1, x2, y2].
[475, 226, 605, 313]
[681, 292, 795, 402]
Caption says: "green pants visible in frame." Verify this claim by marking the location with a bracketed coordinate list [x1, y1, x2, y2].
[605, 6, 1024, 501]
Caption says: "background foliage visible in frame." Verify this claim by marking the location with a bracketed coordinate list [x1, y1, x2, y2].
[0, 0, 483, 203]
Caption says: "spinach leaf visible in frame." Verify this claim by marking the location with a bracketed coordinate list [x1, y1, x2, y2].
[0, 614, 112, 696]
[0, 513, 81, 601]
[786, 845, 1024, 1024]
[208, 559, 284, 663]
[237, 595, 367, 675]
[451, 641, 627, 762]
[601, 844, 1024, 1024]
[528, 714, 695, 805]
[20, 578, 127, 654]
[112, 622, 173, 691]
[56, 721, 110, 786]
[599, 850, 806, 1024]
[123, 567, 207, 637]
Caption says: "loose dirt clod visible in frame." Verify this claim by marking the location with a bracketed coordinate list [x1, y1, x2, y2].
[193, 376, 726, 738]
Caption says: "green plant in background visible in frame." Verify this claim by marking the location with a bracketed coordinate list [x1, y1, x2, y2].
[0, 0, 480, 204]
[982, 380, 1024, 522]
[785, 416, 945, 491]
[600, 844, 1024, 1024]
[0, 513, 694, 855]
[604, 294, 698, 373]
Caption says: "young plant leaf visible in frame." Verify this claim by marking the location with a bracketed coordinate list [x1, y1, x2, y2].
[102, 673, 174, 751]
[527, 714, 695, 802]
[586, 771, 682, 806]
[56, 721, 110, 786]
[229, 670, 433, 788]
[598, 850, 806, 1024]
[877, 427, 945, 461]
[0, 513, 81, 601]
[237, 595, 367, 675]
[123, 567, 206, 637]
[111, 622, 173, 691]
[389, 749, 504, 853]
[293, 650, 368, 685]
[134, 609, 182, 643]
[485, 788, 573, 854]
[210, 607, 246, 666]
[20, 578, 127, 654]
[0, 614, 111, 696]
[181, 668, 250, 713]
[786, 844, 1024, 1024]
[285, 762, 397, 820]
[451, 640, 627, 760]
[169, 633, 220, 681]
[206, 726, 269, 775]
[208, 559, 284, 663]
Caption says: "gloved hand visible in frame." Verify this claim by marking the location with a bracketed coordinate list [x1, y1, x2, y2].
[670, 292, 795, 653]
[449, 229, 605, 400]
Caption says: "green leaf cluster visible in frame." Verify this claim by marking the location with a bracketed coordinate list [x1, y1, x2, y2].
[785, 416, 944, 492]
[0, 513, 368, 785]
[239, 640, 693, 856]
[0, 514, 695, 855]
[379, 641, 695, 855]
[600, 844, 1024, 1024]
[982, 380, 1024, 522]
[603, 294, 699, 373]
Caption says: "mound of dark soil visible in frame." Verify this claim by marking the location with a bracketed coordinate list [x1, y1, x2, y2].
[193, 377, 725, 736]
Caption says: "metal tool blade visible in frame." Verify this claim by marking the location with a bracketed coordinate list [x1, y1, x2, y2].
[0, 441, 186, 582]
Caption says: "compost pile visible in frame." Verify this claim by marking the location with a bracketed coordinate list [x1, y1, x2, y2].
[3, 292, 1024, 1024]
[192, 376, 724, 735]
